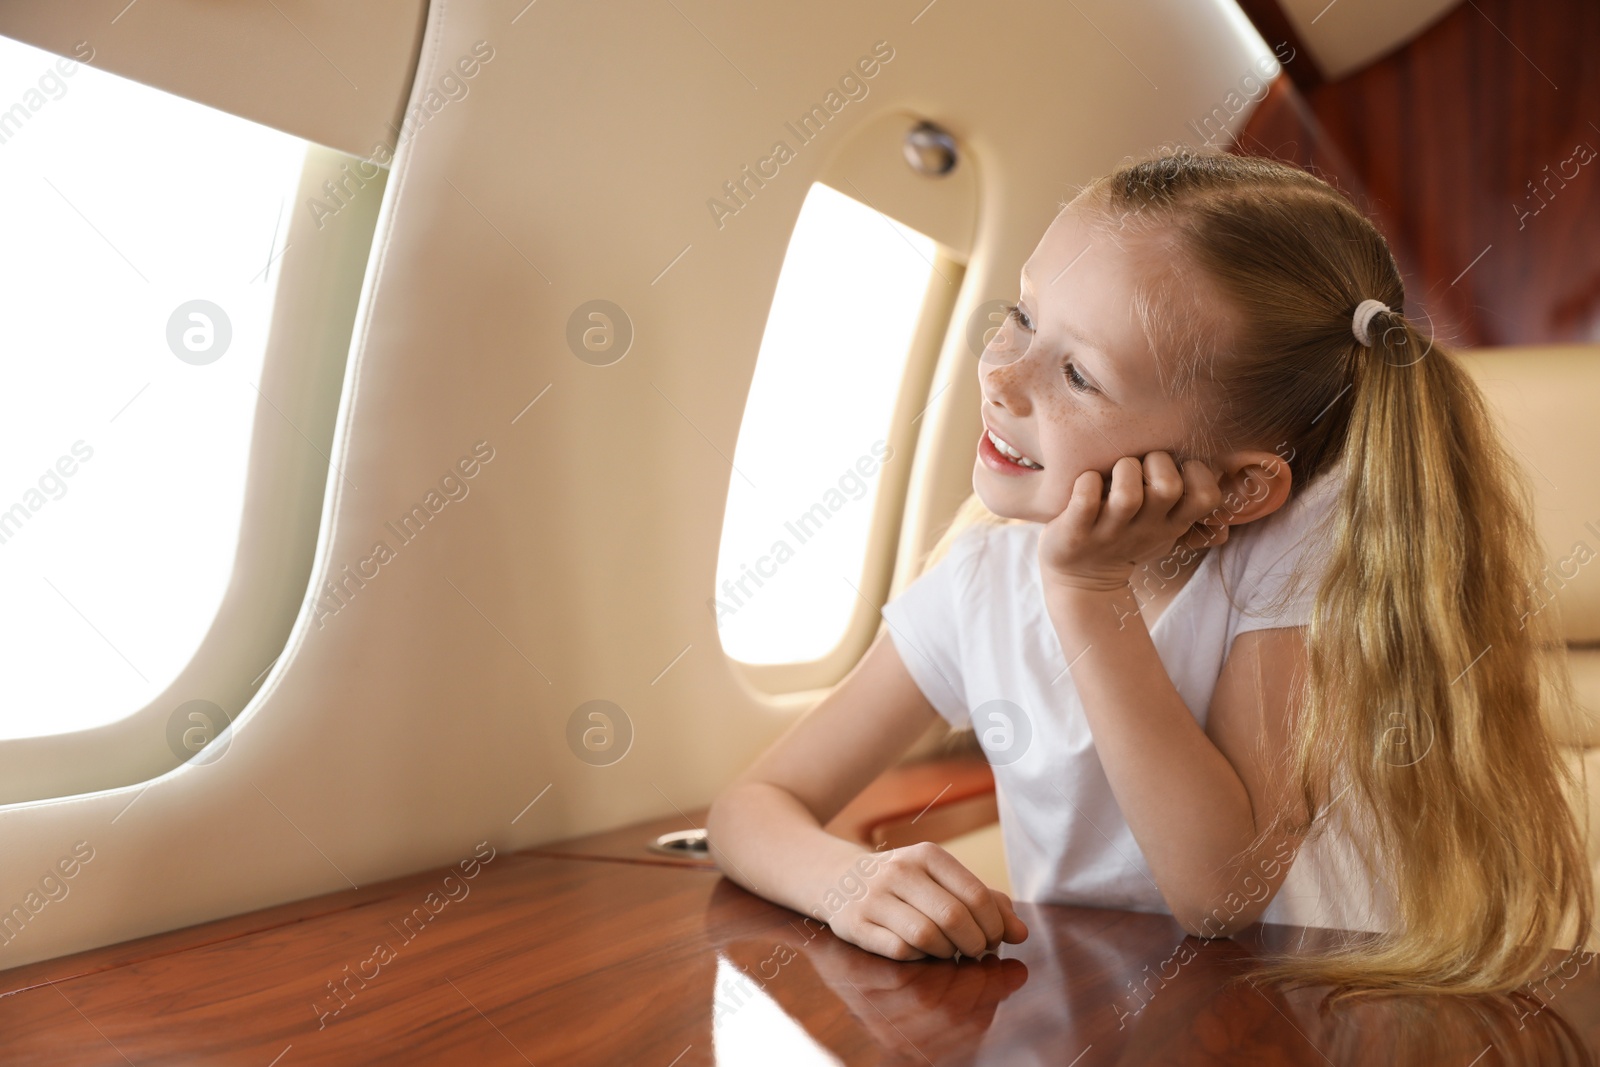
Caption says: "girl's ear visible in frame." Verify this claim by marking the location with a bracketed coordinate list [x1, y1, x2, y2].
[1203, 451, 1295, 534]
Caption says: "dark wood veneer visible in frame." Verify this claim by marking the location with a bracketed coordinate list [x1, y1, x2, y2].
[4, 815, 1599, 1064]
[1233, 0, 1600, 347]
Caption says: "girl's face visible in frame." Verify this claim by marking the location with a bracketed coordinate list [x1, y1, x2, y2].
[974, 203, 1204, 525]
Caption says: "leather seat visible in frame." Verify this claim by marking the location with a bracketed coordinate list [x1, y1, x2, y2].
[1448, 345, 1600, 949]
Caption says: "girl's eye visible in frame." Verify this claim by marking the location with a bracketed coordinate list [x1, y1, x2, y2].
[1003, 301, 1095, 394]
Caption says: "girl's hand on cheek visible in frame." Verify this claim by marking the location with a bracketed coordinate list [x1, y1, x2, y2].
[1038, 451, 1226, 595]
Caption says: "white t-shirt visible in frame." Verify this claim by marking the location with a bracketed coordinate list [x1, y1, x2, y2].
[880, 464, 1397, 935]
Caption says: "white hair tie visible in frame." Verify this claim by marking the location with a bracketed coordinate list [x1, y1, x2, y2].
[1351, 298, 1390, 347]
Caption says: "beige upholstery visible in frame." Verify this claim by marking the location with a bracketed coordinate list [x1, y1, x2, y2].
[1556, 648, 1600, 749]
[1561, 746, 1600, 950]
[1568, 646, 1600, 748]
[1458, 346, 1600, 645]
[1459, 345, 1600, 949]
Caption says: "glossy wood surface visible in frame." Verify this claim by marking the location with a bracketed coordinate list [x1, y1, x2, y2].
[5, 826, 1600, 1064]
[1234, 0, 1600, 347]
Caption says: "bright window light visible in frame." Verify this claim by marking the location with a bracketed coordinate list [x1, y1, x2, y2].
[713, 181, 937, 665]
[0, 34, 309, 739]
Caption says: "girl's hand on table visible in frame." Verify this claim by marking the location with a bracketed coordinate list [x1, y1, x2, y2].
[820, 841, 1028, 961]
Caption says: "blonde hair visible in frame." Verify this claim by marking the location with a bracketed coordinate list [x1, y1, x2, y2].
[924, 146, 1593, 1002]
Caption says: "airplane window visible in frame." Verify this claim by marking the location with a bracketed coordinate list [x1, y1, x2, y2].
[714, 181, 937, 665]
[0, 34, 308, 738]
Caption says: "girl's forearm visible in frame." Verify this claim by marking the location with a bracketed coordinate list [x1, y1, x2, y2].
[705, 781, 875, 920]
[1042, 581, 1262, 934]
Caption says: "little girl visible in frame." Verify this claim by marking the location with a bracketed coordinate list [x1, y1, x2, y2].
[706, 146, 1593, 1000]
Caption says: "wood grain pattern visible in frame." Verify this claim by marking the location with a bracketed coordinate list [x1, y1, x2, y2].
[4, 839, 1600, 1064]
[1233, 0, 1600, 347]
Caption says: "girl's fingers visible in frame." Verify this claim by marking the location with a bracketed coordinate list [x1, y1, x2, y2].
[990, 890, 1030, 944]
[889, 878, 993, 958]
[1097, 456, 1146, 530]
[1174, 459, 1225, 528]
[1140, 451, 1186, 516]
[1060, 470, 1104, 536]
[913, 844, 1007, 949]
[854, 918, 927, 961]
[873, 894, 959, 958]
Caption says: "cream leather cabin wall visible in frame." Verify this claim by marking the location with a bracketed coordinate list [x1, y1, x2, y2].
[0, 1, 1276, 968]
[1276, 0, 1460, 79]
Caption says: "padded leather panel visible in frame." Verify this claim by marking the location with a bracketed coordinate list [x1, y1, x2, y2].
[1458, 347, 1600, 644]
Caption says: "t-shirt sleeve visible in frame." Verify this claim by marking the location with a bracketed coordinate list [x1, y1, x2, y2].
[879, 525, 988, 730]
[1228, 473, 1342, 642]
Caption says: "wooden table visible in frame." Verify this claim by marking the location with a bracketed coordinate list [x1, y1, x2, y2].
[2, 807, 1598, 1065]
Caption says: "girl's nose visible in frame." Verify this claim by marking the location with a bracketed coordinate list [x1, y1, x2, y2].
[981, 359, 1035, 417]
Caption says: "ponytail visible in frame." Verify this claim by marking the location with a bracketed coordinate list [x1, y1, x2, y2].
[1240, 312, 1595, 1000]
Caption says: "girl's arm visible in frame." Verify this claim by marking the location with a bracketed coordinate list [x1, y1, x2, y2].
[1044, 587, 1309, 937]
[706, 628, 1029, 959]
[1038, 451, 1309, 936]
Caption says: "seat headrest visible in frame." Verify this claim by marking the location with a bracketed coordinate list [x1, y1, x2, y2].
[1457, 345, 1600, 644]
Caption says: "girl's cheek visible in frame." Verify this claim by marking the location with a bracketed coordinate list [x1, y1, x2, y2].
[1041, 385, 1076, 417]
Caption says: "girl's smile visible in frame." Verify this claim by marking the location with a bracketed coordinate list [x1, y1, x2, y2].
[978, 419, 1045, 474]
